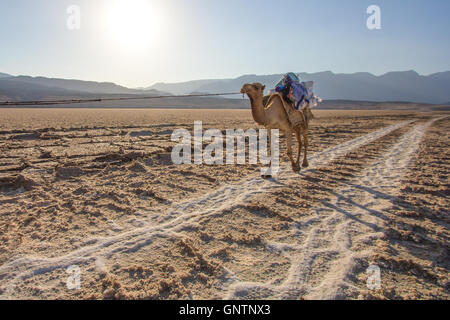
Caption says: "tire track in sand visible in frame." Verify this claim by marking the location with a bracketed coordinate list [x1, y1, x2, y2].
[225, 117, 445, 300]
[0, 120, 412, 298]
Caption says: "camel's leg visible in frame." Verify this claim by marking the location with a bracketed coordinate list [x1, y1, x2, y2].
[302, 133, 309, 168]
[285, 129, 299, 172]
[264, 128, 271, 168]
[295, 127, 302, 168]
[261, 128, 272, 178]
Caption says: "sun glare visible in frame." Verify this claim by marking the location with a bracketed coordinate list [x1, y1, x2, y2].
[106, 0, 158, 50]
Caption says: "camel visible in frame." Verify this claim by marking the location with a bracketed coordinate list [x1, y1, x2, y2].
[240, 82, 314, 173]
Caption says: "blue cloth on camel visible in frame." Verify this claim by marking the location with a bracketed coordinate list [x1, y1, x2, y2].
[274, 73, 308, 110]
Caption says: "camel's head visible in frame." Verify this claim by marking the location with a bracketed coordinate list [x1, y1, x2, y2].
[240, 83, 266, 98]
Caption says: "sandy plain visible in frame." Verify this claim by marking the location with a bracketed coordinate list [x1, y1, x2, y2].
[0, 108, 448, 299]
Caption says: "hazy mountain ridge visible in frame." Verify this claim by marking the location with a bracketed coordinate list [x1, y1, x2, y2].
[0, 78, 99, 101]
[149, 71, 450, 104]
[9, 75, 141, 95]
[150, 79, 223, 96]
[0, 75, 170, 102]
[0, 71, 449, 110]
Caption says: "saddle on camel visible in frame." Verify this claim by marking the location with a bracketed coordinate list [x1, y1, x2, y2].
[263, 72, 321, 128]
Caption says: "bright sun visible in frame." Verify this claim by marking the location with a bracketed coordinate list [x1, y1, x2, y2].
[106, 0, 158, 50]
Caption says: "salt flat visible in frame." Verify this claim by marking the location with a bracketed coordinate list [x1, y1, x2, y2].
[0, 108, 448, 299]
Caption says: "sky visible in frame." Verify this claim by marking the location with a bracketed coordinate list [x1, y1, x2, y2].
[0, 0, 449, 88]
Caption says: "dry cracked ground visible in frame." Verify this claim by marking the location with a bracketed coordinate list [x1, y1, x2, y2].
[0, 108, 448, 300]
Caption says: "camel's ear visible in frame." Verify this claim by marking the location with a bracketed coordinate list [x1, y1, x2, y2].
[262, 85, 266, 91]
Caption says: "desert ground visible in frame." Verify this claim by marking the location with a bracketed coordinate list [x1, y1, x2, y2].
[0, 108, 448, 300]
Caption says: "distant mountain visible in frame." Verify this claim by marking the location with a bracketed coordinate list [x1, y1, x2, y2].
[148, 71, 450, 104]
[150, 79, 223, 96]
[1, 71, 449, 109]
[0, 75, 169, 102]
[7, 75, 140, 95]
[0, 78, 105, 101]
[428, 71, 450, 81]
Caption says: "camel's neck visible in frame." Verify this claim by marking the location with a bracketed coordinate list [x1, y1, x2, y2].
[248, 95, 266, 126]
